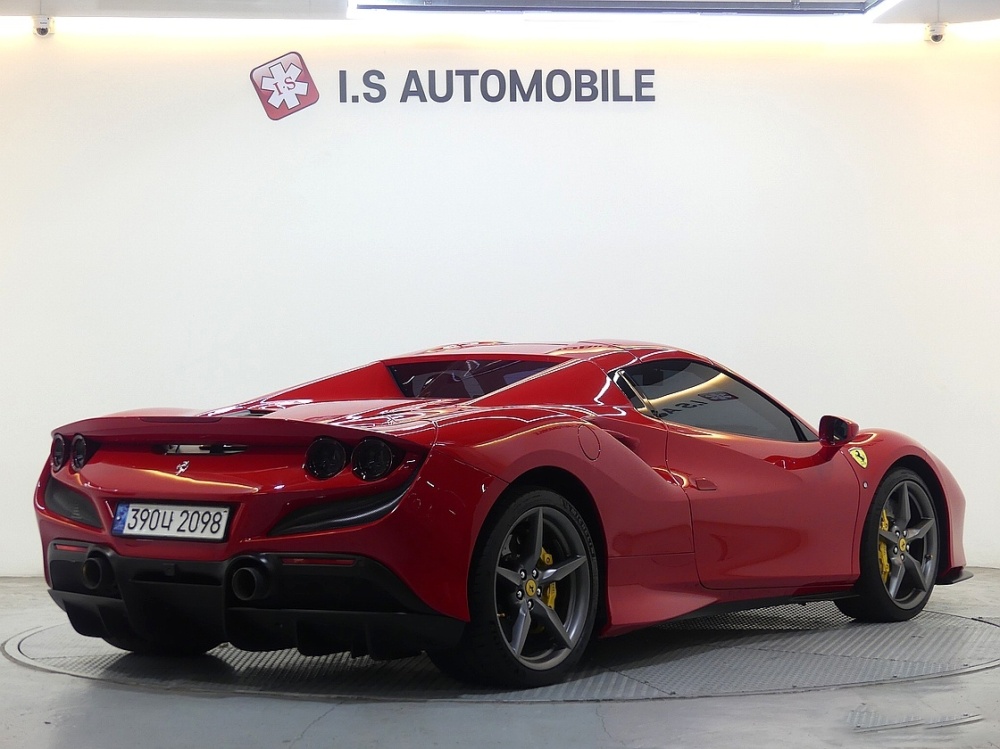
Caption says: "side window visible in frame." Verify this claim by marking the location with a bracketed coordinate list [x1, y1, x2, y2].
[620, 360, 803, 442]
[611, 371, 649, 414]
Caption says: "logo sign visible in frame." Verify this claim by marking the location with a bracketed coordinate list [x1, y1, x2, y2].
[849, 448, 868, 469]
[336, 68, 654, 105]
[176, 460, 190, 476]
[250, 52, 320, 120]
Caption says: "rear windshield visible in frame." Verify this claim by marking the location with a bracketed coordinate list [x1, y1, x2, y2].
[388, 359, 554, 399]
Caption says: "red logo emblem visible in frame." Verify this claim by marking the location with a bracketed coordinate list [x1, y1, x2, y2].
[250, 52, 319, 120]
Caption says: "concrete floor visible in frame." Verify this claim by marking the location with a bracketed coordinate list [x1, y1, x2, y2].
[2, 571, 999, 749]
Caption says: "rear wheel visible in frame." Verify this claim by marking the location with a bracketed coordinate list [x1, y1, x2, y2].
[836, 468, 939, 622]
[428, 487, 598, 688]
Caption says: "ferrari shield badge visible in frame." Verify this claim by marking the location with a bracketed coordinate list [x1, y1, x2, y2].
[849, 448, 868, 469]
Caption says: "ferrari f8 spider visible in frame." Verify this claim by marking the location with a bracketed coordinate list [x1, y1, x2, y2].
[35, 341, 969, 687]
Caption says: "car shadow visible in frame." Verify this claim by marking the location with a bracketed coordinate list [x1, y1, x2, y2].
[89, 602, 857, 700]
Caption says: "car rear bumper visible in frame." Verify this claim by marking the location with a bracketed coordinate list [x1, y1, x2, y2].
[47, 541, 465, 658]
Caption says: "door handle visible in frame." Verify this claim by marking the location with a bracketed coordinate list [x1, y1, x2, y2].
[693, 477, 717, 491]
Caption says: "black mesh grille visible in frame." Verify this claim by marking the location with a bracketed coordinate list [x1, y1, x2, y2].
[269, 483, 411, 536]
[44, 480, 102, 529]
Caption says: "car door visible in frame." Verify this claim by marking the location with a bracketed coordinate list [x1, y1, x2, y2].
[620, 358, 861, 590]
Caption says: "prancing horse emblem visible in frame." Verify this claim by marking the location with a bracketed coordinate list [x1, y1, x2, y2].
[176, 460, 190, 475]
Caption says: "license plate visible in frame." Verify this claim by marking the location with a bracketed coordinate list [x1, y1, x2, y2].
[112, 502, 230, 541]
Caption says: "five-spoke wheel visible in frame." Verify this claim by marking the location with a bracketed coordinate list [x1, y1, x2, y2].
[493, 502, 593, 671]
[837, 468, 939, 622]
[428, 487, 598, 687]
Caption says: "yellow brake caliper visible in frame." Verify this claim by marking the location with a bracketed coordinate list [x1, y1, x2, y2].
[541, 548, 557, 608]
[878, 510, 890, 583]
[528, 548, 559, 634]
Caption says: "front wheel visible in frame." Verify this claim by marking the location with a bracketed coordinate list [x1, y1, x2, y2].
[428, 487, 599, 688]
[836, 468, 939, 622]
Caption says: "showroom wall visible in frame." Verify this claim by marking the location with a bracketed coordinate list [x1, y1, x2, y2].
[1, 14, 999, 574]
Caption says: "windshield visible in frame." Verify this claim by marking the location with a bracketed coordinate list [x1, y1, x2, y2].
[388, 359, 554, 399]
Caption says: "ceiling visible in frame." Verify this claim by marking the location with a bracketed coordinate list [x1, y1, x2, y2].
[0, 1, 350, 19]
[875, 0, 1000, 22]
[355, 0, 884, 14]
[0, 0, 998, 21]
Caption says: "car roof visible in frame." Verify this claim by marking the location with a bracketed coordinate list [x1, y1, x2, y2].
[390, 340, 691, 363]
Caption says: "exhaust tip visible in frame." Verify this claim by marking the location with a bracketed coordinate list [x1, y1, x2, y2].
[82, 555, 113, 591]
[231, 566, 270, 602]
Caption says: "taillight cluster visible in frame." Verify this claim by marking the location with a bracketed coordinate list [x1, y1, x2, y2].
[50, 431, 401, 482]
[50, 434, 94, 472]
[304, 437, 400, 482]
[304, 438, 347, 479]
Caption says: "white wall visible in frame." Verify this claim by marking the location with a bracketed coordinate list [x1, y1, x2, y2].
[2, 16, 999, 575]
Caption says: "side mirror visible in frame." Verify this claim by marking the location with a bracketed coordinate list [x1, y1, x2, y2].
[819, 415, 859, 445]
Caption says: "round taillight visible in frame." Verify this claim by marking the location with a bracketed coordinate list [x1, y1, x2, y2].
[352, 439, 397, 481]
[71, 434, 89, 470]
[51, 434, 67, 471]
[304, 437, 347, 480]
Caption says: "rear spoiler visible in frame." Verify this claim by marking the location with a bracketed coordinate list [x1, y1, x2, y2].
[53, 415, 428, 451]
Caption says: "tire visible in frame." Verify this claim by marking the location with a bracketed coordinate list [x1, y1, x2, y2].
[836, 468, 939, 622]
[428, 487, 599, 688]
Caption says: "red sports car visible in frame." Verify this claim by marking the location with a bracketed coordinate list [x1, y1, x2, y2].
[35, 341, 969, 687]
